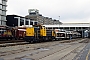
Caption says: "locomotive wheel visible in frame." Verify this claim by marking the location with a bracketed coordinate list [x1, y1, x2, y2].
[6, 39, 8, 40]
[37, 40, 41, 43]
[55, 39, 59, 41]
[45, 37, 48, 41]
[10, 38, 12, 40]
[14, 37, 18, 40]
[30, 40, 34, 43]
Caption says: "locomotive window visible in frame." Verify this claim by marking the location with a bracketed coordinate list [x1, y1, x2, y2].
[57, 33, 65, 37]
[0, 30, 4, 34]
[29, 13, 36, 15]
[0, 27, 6, 34]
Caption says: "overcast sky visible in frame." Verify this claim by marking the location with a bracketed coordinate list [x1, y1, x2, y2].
[6, 0, 90, 23]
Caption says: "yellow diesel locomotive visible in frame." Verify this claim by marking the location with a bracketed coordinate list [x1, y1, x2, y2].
[24, 25, 55, 43]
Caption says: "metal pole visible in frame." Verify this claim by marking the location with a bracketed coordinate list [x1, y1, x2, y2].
[14, 17, 20, 27]
[59, 16, 60, 29]
[89, 22, 90, 31]
[89, 23, 90, 38]
[82, 30, 83, 38]
[29, 19, 30, 25]
[24, 18, 25, 25]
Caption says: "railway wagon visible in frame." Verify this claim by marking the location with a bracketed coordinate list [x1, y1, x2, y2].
[54, 30, 81, 40]
[24, 25, 55, 43]
[14, 27, 26, 40]
[0, 26, 13, 40]
[54, 30, 74, 40]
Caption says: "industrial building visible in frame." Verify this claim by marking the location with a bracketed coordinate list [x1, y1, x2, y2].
[25, 9, 62, 25]
[6, 9, 62, 27]
[0, 0, 7, 26]
[6, 15, 38, 27]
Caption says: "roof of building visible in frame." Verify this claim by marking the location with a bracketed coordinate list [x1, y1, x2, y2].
[43, 23, 90, 27]
[7, 15, 25, 18]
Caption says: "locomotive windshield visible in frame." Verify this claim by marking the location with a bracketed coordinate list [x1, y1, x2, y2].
[0, 28, 6, 35]
[57, 33, 65, 37]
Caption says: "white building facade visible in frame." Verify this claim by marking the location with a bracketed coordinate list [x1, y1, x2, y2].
[0, 0, 7, 26]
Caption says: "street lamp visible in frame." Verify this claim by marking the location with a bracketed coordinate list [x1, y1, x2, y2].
[59, 16, 60, 20]
[59, 16, 60, 29]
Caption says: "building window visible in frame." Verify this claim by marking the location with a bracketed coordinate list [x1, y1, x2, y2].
[25, 20, 29, 25]
[30, 21, 33, 25]
[29, 13, 36, 15]
[0, 0, 2, 4]
[20, 19, 24, 26]
[2, 6, 6, 10]
[0, 5, 2, 9]
[2, 21, 6, 25]
[2, 11, 6, 15]
[1, 16, 6, 20]
[0, 10, 2, 15]
[34, 22, 37, 25]
[2, 0, 6, 5]
[0, 15, 1, 20]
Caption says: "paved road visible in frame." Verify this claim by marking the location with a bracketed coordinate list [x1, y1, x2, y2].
[73, 43, 90, 60]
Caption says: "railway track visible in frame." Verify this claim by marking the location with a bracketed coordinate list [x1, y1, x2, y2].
[0, 42, 72, 60]
[38, 39, 89, 60]
[59, 43, 86, 60]
[79, 38, 90, 43]
[0, 40, 27, 47]
[0, 40, 25, 44]
[13, 39, 86, 60]
[0, 42, 28, 47]
[0, 38, 83, 47]
[0, 38, 87, 60]
[0, 40, 68, 58]
[0, 38, 83, 57]
[38, 39, 88, 60]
